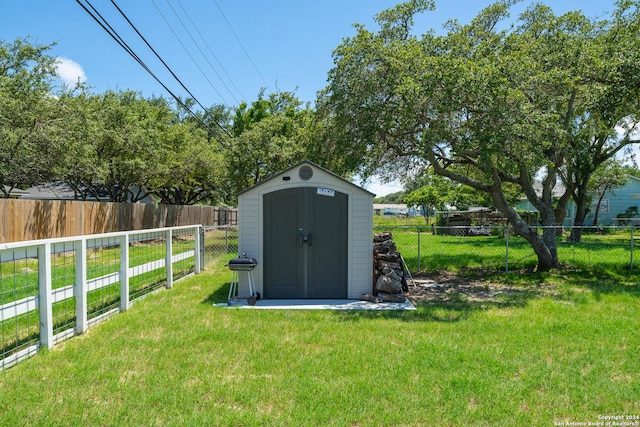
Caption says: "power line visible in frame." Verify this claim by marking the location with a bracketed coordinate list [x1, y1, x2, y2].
[177, 0, 247, 102]
[107, 0, 210, 111]
[74, 0, 231, 139]
[213, 0, 270, 91]
[151, 0, 236, 105]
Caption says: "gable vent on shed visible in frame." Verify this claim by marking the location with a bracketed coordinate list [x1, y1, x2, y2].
[299, 165, 313, 180]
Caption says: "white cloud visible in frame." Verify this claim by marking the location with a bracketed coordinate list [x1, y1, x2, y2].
[55, 57, 87, 86]
[360, 176, 404, 197]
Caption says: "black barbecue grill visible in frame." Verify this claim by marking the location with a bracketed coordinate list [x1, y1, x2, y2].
[227, 253, 260, 305]
[227, 255, 258, 271]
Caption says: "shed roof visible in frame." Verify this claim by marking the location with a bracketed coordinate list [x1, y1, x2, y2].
[237, 160, 375, 197]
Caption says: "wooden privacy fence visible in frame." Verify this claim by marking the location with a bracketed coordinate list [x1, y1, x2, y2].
[0, 199, 237, 243]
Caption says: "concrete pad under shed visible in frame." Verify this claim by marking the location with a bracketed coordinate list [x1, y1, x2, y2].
[215, 299, 415, 311]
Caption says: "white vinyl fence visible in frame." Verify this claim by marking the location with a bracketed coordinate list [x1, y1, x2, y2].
[0, 225, 201, 370]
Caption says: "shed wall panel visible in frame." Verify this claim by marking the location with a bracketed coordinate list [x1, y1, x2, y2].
[349, 194, 374, 298]
[238, 195, 263, 292]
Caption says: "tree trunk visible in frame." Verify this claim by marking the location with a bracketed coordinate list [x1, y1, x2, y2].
[430, 160, 560, 272]
[569, 181, 590, 243]
[518, 210, 559, 272]
[591, 188, 609, 227]
[491, 183, 559, 271]
[554, 187, 573, 236]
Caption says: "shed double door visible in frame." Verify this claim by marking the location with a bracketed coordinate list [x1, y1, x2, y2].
[263, 187, 348, 298]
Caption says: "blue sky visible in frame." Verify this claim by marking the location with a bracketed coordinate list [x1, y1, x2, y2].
[1, 0, 619, 195]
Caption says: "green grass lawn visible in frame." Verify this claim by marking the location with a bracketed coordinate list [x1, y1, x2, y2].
[1, 255, 638, 426]
[374, 221, 638, 278]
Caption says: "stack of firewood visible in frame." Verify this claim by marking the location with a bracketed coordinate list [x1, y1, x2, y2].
[370, 232, 407, 303]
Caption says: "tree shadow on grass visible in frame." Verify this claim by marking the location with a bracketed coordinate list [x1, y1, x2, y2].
[333, 266, 639, 323]
[197, 265, 638, 320]
[542, 268, 640, 299]
[333, 283, 544, 323]
[486, 266, 640, 298]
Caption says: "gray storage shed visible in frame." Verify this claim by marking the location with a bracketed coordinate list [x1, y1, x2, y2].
[237, 160, 374, 299]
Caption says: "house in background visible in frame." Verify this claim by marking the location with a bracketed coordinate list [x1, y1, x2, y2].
[19, 182, 156, 204]
[515, 180, 573, 225]
[373, 203, 420, 217]
[20, 182, 109, 201]
[583, 175, 640, 226]
[515, 175, 640, 227]
[2, 186, 29, 198]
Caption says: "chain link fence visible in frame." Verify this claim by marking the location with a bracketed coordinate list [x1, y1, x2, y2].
[375, 225, 637, 273]
[201, 226, 239, 268]
[201, 224, 637, 274]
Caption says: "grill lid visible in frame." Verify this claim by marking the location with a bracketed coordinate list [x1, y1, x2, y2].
[227, 253, 258, 271]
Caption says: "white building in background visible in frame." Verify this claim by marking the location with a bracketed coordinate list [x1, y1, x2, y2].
[373, 203, 420, 217]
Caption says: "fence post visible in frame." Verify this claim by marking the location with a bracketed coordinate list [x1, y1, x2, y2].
[119, 235, 130, 312]
[166, 229, 173, 289]
[38, 243, 53, 350]
[75, 238, 88, 335]
[196, 226, 203, 274]
[631, 226, 634, 270]
[417, 227, 421, 273]
[505, 225, 510, 273]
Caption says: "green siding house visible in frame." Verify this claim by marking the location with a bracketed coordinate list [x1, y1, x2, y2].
[515, 175, 640, 227]
[583, 175, 640, 226]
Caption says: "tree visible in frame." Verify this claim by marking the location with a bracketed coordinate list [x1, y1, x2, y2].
[72, 90, 180, 203]
[556, 1, 640, 241]
[373, 191, 406, 204]
[588, 159, 628, 226]
[180, 99, 232, 144]
[404, 186, 444, 224]
[0, 38, 61, 196]
[403, 172, 458, 223]
[224, 91, 314, 198]
[53, 87, 109, 200]
[317, 0, 640, 271]
[55, 89, 230, 205]
[151, 122, 227, 205]
[404, 172, 507, 211]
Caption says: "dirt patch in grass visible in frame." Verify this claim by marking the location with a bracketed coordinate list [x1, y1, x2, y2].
[406, 270, 560, 305]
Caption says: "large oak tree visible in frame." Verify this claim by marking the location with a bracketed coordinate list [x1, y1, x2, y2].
[317, 0, 640, 271]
